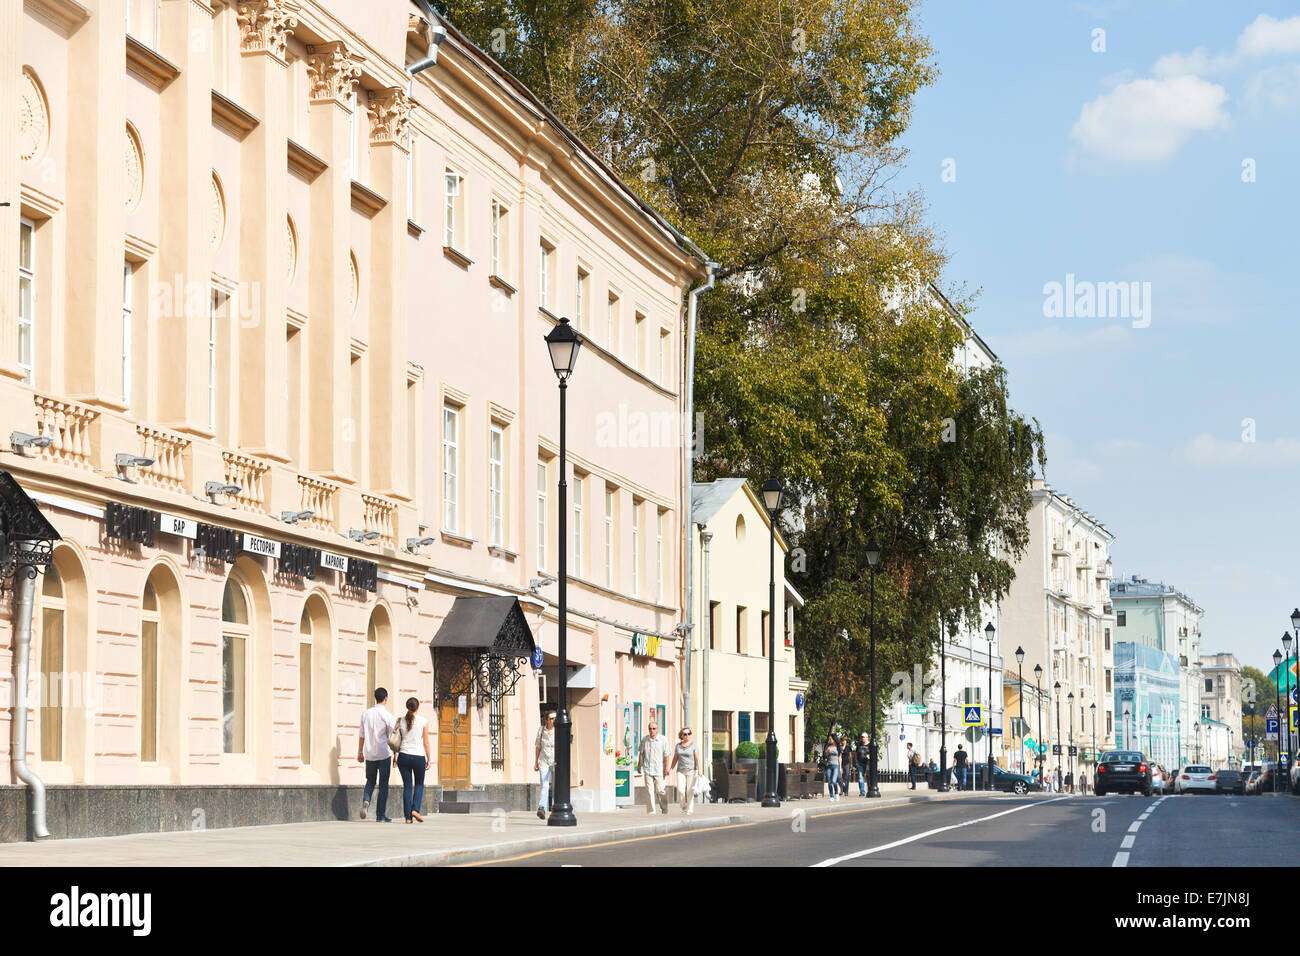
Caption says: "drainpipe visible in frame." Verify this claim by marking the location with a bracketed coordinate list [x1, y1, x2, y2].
[407, 2, 448, 80]
[700, 527, 713, 779]
[680, 263, 717, 734]
[11, 544, 49, 840]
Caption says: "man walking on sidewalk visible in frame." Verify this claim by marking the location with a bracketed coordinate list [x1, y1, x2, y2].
[534, 711, 556, 819]
[953, 744, 969, 791]
[855, 734, 871, 796]
[638, 721, 672, 815]
[358, 688, 396, 822]
[906, 742, 920, 789]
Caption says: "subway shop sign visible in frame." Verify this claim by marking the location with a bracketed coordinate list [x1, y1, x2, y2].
[630, 632, 664, 658]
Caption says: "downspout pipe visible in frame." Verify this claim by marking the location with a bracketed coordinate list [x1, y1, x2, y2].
[681, 263, 717, 734]
[12, 544, 49, 840]
[408, 0, 448, 78]
[700, 527, 713, 779]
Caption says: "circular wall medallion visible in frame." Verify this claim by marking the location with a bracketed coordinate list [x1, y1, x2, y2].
[19, 68, 50, 165]
[209, 172, 226, 250]
[286, 215, 298, 284]
[349, 251, 359, 314]
[125, 124, 144, 211]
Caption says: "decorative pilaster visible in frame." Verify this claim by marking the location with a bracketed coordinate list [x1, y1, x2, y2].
[235, 0, 299, 61]
[305, 40, 363, 105]
[366, 87, 412, 148]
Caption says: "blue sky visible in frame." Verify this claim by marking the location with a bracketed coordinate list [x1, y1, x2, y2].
[899, 1, 1300, 671]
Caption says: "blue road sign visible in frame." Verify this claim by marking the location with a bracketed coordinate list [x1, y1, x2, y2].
[1266, 717, 1280, 737]
[531, 646, 544, 669]
[1291, 687, 1298, 706]
[1291, 706, 1298, 733]
[962, 705, 982, 727]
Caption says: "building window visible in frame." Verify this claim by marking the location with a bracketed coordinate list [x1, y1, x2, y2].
[607, 293, 619, 353]
[709, 601, 720, 651]
[712, 710, 731, 762]
[1105, 668, 1112, 693]
[1201, 704, 1211, 720]
[634, 312, 645, 371]
[366, 616, 377, 701]
[739, 711, 751, 743]
[140, 579, 159, 762]
[656, 508, 665, 603]
[489, 694, 505, 770]
[444, 170, 464, 250]
[537, 458, 548, 571]
[1106, 711, 1113, 735]
[572, 472, 584, 577]
[604, 487, 615, 588]
[121, 262, 133, 406]
[299, 608, 313, 764]
[39, 565, 64, 762]
[575, 269, 588, 332]
[442, 403, 460, 534]
[221, 575, 249, 755]
[755, 712, 770, 738]
[490, 200, 511, 279]
[488, 423, 505, 548]
[1205, 678, 1213, 693]
[736, 605, 746, 654]
[539, 240, 555, 312]
[631, 499, 641, 594]
[1116, 610, 1126, 627]
[761, 610, 770, 657]
[18, 218, 34, 384]
[1104, 627, 1111, 651]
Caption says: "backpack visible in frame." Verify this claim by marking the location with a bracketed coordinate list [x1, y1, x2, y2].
[909, 751, 922, 767]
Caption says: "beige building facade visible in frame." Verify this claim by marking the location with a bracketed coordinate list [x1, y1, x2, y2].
[2, 0, 704, 837]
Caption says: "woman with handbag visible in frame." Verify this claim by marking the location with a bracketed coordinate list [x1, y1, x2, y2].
[823, 734, 840, 801]
[393, 697, 432, 823]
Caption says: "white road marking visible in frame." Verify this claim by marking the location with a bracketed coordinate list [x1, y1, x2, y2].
[1128, 821, 1142, 832]
[1121, 835, 1136, 849]
[1113, 851, 1130, 867]
[811, 796, 1072, 867]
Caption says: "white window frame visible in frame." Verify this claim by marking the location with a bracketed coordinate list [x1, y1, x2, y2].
[656, 509, 664, 603]
[537, 460, 548, 572]
[631, 500, 640, 595]
[444, 170, 462, 249]
[491, 200, 503, 277]
[122, 262, 133, 407]
[604, 488, 614, 588]
[208, 290, 220, 432]
[575, 270, 587, 332]
[18, 218, 35, 385]
[573, 474, 583, 577]
[539, 240, 552, 311]
[442, 403, 460, 534]
[488, 422, 504, 548]
[607, 293, 617, 352]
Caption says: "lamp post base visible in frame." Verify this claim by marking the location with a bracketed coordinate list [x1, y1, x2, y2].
[866, 787, 881, 798]
[547, 804, 577, 827]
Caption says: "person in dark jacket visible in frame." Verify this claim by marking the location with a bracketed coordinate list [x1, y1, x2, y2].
[838, 736, 851, 794]
[953, 744, 970, 790]
[854, 733, 871, 796]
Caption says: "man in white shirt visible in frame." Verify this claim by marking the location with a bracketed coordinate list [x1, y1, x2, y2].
[638, 721, 672, 815]
[357, 687, 396, 822]
[534, 711, 556, 820]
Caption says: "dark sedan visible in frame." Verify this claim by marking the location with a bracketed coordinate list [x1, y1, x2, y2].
[1214, 769, 1244, 794]
[1094, 750, 1153, 796]
[969, 763, 1042, 794]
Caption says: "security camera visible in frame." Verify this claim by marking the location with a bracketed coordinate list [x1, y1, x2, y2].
[10, 431, 53, 455]
[405, 536, 436, 553]
[348, 529, 381, 542]
[203, 481, 242, 505]
[279, 510, 315, 524]
[528, 574, 557, 590]
[114, 453, 155, 482]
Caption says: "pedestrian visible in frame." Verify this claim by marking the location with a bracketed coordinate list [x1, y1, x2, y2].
[394, 697, 431, 823]
[1079, 771, 1089, 795]
[670, 727, 701, 814]
[534, 710, 556, 819]
[905, 742, 918, 789]
[357, 687, 396, 823]
[823, 735, 840, 800]
[1054, 766, 1062, 792]
[638, 720, 671, 815]
[1065, 770, 1073, 794]
[838, 736, 851, 795]
[854, 733, 871, 796]
[953, 743, 969, 791]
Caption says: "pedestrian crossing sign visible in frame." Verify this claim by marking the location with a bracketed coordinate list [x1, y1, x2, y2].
[963, 705, 982, 727]
[1291, 706, 1298, 733]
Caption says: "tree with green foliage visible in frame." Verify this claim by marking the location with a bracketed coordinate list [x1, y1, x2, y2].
[435, 0, 1045, 753]
[1241, 665, 1278, 760]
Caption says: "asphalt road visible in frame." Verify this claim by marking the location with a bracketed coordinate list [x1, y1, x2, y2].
[477, 789, 1300, 867]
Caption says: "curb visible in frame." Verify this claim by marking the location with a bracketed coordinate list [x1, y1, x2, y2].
[351, 788, 992, 867]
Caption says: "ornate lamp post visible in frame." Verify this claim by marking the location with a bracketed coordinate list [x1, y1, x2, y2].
[1034, 664, 1044, 779]
[1285, 629, 1296, 774]
[866, 538, 882, 798]
[984, 622, 996, 790]
[1015, 646, 1025, 774]
[1146, 713, 1153, 758]
[1194, 721, 1202, 764]
[543, 317, 581, 827]
[1176, 717, 1182, 767]
[760, 476, 782, 808]
[1067, 691, 1075, 791]
[1274, 647, 1284, 773]
[1090, 702, 1097, 785]
[1054, 681, 1063, 791]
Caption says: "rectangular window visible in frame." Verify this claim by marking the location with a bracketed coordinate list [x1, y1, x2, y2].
[631, 499, 640, 594]
[1117, 610, 1126, 627]
[444, 170, 464, 249]
[222, 634, 245, 754]
[736, 605, 746, 654]
[1106, 711, 1113, 735]
[18, 218, 34, 384]
[490, 200, 506, 278]
[712, 710, 731, 763]
[739, 711, 751, 743]
[761, 611, 770, 657]
[604, 487, 615, 588]
[121, 262, 133, 406]
[442, 404, 459, 533]
[537, 459, 548, 571]
[488, 423, 504, 548]
[40, 603, 64, 762]
[575, 269, 588, 332]
[607, 293, 618, 353]
[538, 240, 554, 312]
[656, 704, 666, 740]
[140, 618, 157, 762]
[755, 712, 770, 738]
[1104, 627, 1111, 651]
[572, 472, 584, 577]
[656, 509, 664, 603]
[1205, 678, 1213, 693]
[709, 601, 720, 651]
[1105, 669, 1112, 693]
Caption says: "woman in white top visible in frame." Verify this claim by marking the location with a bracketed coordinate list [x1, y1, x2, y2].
[395, 697, 432, 822]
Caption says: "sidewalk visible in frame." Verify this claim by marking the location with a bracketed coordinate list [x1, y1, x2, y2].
[0, 782, 986, 867]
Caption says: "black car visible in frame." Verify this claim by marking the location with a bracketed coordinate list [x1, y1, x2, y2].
[1094, 750, 1153, 796]
[969, 763, 1042, 794]
[1214, 769, 1244, 794]
[1255, 762, 1279, 794]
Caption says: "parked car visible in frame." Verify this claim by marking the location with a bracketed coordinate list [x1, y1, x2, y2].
[969, 763, 1042, 794]
[1214, 769, 1243, 794]
[1095, 750, 1153, 796]
[1150, 765, 1166, 794]
[1254, 762, 1279, 794]
[1175, 764, 1216, 794]
[1245, 771, 1261, 794]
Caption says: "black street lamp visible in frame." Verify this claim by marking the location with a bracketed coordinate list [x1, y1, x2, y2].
[866, 538, 882, 798]
[1034, 664, 1044, 779]
[543, 316, 581, 827]
[1090, 702, 1097, 787]
[984, 622, 996, 790]
[1275, 647, 1284, 771]
[1067, 691, 1075, 792]
[1291, 611, 1300, 760]
[1015, 646, 1025, 774]
[760, 476, 782, 808]
[1285, 629, 1296, 771]
[1176, 717, 1182, 767]
[1146, 713, 1153, 758]
[939, 614, 950, 791]
[1054, 681, 1062, 791]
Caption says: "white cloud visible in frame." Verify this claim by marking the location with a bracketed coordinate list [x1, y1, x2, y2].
[1151, 47, 1231, 77]
[1236, 14, 1300, 58]
[1069, 75, 1229, 164]
[1244, 63, 1300, 112]
[1184, 434, 1300, 467]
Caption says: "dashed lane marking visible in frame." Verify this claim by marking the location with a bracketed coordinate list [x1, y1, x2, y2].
[1121, 835, 1136, 849]
[1113, 851, 1130, 867]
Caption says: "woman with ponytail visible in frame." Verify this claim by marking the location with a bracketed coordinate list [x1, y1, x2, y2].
[395, 697, 431, 822]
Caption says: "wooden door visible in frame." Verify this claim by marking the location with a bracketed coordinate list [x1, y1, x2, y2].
[438, 697, 471, 790]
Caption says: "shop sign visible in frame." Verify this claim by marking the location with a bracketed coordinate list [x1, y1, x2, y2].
[242, 533, 281, 559]
[105, 502, 155, 547]
[195, 523, 240, 563]
[631, 632, 661, 658]
[158, 513, 197, 539]
[320, 551, 348, 573]
[279, 543, 318, 579]
[346, 557, 378, 592]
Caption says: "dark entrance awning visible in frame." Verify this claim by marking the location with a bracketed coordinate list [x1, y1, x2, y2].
[428, 596, 536, 704]
[0, 469, 61, 590]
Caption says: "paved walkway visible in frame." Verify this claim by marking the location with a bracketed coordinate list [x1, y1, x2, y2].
[0, 782, 983, 867]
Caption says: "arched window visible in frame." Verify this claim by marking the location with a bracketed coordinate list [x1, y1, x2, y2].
[299, 607, 312, 764]
[39, 565, 64, 762]
[365, 615, 376, 699]
[298, 593, 334, 776]
[221, 574, 250, 754]
[366, 606, 393, 708]
[141, 579, 159, 762]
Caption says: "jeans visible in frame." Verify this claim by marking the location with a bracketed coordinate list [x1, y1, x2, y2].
[955, 766, 967, 790]
[826, 764, 840, 795]
[840, 765, 849, 794]
[396, 752, 426, 820]
[363, 757, 391, 820]
[537, 763, 553, 810]
[858, 765, 868, 795]
[908, 763, 918, 788]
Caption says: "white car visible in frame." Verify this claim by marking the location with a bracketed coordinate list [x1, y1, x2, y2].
[1149, 766, 1166, 794]
[1175, 764, 1215, 794]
